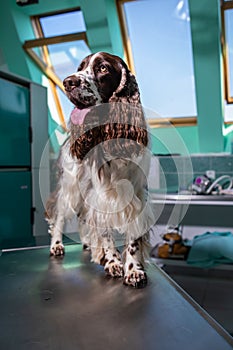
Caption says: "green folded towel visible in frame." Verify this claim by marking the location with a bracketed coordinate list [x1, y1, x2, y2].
[186, 231, 233, 267]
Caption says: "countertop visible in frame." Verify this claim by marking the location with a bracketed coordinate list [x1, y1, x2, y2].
[0, 244, 232, 349]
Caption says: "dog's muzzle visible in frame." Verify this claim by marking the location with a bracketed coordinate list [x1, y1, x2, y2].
[63, 75, 83, 92]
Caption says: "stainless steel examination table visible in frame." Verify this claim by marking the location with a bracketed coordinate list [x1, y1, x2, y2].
[0, 244, 232, 350]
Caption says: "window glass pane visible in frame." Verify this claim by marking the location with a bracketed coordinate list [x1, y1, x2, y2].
[40, 10, 86, 36]
[47, 40, 91, 120]
[56, 87, 74, 123]
[224, 8, 233, 97]
[35, 10, 91, 126]
[123, 0, 197, 118]
[47, 40, 91, 80]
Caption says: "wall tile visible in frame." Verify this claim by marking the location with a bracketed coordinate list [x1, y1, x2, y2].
[159, 156, 177, 173]
[210, 156, 233, 173]
[191, 156, 212, 173]
[156, 155, 233, 192]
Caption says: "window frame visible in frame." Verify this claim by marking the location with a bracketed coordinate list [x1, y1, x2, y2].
[221, 0, 233, 104]
[23, 7, 89, 129]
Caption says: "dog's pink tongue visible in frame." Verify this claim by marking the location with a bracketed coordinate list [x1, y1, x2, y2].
[70, 108, 90, 125]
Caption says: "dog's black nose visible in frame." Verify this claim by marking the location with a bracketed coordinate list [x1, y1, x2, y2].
[63, 76, 81, 91]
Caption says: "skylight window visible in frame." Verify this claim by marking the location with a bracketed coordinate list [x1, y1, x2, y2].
[39, 10, 86, 36]
[24, 8, 91, 132]
[118, 0, 197, 120]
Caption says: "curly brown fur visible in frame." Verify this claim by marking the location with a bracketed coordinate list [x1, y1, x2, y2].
[46, 52, 155, 288]
[69, 56, 148, 162]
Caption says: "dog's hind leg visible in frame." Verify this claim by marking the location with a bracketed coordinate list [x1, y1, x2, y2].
[91, 231, 124, 278]
[123, 234, 150, 288]
[100, 247, 123, 278]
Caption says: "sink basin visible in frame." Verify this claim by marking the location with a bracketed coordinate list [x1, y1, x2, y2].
[150, 193, 233, 202]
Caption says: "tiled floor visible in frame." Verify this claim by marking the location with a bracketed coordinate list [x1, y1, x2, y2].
[159, 262, 233, 337]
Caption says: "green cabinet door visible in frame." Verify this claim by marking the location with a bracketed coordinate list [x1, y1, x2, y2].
[0, 171, 32, 249]
[0, 78, 30, 167]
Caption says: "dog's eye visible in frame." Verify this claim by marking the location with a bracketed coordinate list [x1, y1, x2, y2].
[77, 61, 85, 72]
[99, 65, 108, 73]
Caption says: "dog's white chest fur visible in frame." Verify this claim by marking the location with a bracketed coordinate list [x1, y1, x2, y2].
[46, 52, 155, 288]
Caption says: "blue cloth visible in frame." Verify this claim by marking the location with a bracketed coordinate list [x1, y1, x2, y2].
[186, 231, 233, 267]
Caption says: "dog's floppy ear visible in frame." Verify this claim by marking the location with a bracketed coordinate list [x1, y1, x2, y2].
[109, 61, 140, 104]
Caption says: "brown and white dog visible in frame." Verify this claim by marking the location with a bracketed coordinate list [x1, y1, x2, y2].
[46, 52, 155, 287]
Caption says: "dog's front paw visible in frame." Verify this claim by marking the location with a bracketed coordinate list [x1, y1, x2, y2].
[124, 263, 147, 288]
[104, 260, 124, 278]
[50, 241, 65, 256]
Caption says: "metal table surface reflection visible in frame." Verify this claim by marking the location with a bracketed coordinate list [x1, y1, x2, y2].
[0, 244, 232, 350]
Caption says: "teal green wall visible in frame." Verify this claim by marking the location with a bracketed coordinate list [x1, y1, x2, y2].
[150, 126, 199, 155]
[0, 1, 31, 79]
[0, 0, 230, 156]
[224, 126, 233, 153]
[105, 0, 124, 57]
[188, 0, 224, 153]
